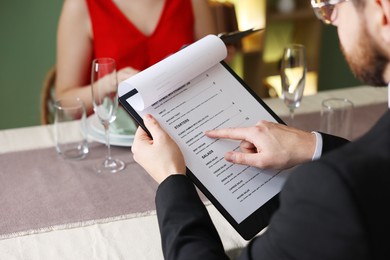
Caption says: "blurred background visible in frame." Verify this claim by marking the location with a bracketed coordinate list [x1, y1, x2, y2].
[0, 0, 361, 130]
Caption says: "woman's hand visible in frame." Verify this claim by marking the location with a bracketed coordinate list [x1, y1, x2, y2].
[131, 114, 186, 184]
[117, 66, 139, 83]
[205, 121, 316, 170]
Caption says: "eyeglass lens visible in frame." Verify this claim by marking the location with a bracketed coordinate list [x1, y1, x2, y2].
[313, 4, 336, 24]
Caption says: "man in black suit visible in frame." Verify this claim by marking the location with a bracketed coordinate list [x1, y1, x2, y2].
[131, 0, 390, 259]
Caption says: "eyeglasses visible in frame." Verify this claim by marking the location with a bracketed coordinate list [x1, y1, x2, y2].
[311, 0, 349, 25]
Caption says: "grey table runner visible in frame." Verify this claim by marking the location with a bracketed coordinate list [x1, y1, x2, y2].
[0, 143, 158, 239]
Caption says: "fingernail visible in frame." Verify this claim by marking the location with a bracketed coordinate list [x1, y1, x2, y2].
[144, 114, 153, 121]
[224, 151, 234, 162]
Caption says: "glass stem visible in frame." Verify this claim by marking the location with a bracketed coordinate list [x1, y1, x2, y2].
[103, 121, 112, 161]
[289, 108, 295, 125]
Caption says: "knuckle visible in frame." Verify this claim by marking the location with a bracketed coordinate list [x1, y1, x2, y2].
[234, 153, 246, 164]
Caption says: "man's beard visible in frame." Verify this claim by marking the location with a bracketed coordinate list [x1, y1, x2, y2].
[341, 25, 388, 86]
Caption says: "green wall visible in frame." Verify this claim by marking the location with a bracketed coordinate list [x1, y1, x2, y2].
[0, 0, 62, 129]
[0, 1, 362, 130]
[317, 25, 362, 91]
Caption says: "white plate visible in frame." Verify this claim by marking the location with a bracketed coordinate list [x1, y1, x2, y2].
[87, 114, 135, 147]
[88, 108, 137, 138]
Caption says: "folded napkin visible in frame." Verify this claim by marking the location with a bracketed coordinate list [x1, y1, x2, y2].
[111, 107, 138, 135]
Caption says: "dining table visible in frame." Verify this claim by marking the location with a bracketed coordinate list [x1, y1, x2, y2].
[0, 85, 388, 259]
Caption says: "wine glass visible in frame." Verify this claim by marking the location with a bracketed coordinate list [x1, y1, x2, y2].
[280, 44, 307, 125]
[91, 58, 125, 173]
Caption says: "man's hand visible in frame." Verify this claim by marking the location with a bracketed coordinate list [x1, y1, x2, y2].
[132, 114, 186, 184]
[205, 121, 316, 170]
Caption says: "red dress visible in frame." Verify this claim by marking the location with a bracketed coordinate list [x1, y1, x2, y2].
[86, 0, 195, 71]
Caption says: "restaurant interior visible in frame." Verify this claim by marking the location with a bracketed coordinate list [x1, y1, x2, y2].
[0, 0, 362, 130]
[0, 0, 388, 259]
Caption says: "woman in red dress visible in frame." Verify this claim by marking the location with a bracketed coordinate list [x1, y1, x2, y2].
[55, 0, 217, 114]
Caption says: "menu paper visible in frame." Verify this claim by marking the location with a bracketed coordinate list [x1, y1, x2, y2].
[119, 35, 289, 224]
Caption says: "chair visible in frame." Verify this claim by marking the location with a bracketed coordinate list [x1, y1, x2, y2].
[40, 66, 56, 124]
[209, 1, 239, 34]
[209, 1, 241, 49]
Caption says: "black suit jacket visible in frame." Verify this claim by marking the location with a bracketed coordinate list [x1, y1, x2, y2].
[156, 110, 390, 260]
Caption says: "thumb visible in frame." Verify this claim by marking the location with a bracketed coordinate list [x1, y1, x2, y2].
[143, 114, 164, 139]
[225, 151, 264, 168]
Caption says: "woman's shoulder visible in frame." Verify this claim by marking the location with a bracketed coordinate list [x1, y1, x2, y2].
[61, 0, 89, 15]
[59, 0, 91, 38]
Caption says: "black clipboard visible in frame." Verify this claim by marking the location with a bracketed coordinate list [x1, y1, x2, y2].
[118, 60, 286, 240]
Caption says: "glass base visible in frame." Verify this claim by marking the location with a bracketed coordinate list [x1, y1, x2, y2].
[57, 142, 89, 160]
[94, 158, 125, 173]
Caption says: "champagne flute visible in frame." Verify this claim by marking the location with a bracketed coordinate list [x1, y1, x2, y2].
[280, 44, 307, 125]
[91, 58, 125, 173]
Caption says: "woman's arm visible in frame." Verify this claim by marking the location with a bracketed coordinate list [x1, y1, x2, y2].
[55, 0, 137, 115]
[55, 0, 95, 114]
[191, 0, 218, 40]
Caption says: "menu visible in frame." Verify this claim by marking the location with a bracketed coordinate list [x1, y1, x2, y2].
[118, 35, 290, 239]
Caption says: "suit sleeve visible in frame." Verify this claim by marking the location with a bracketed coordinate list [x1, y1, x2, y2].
[237, 161, 368, 260]
[155, 175, 230, 260]
[320, 132, 350, 154]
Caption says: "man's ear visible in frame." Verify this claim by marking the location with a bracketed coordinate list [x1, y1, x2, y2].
[377, 0, 390, 42]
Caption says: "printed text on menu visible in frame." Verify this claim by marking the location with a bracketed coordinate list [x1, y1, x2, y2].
[134, 63, 289, 223]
